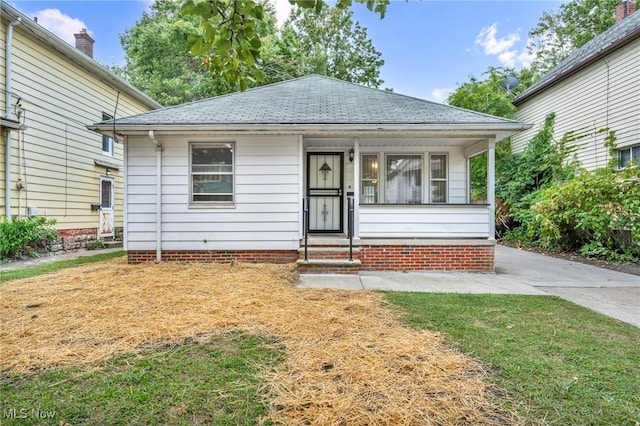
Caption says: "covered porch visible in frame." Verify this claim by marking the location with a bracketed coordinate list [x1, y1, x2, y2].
[298, 135, 499, 273]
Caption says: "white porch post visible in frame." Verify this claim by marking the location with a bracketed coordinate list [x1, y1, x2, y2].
[353, 138, 360, 239]
[487, 139, 496, 240]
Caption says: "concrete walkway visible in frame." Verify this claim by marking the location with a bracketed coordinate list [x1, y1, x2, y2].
[299, 245, 640, 328]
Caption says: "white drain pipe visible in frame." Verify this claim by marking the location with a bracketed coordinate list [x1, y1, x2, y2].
[5, 17, 21, 218]
[149, 130, 162, 261]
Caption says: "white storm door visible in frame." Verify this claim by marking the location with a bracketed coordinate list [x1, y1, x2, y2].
[307, 153, 344, 233]
[99, 177, 115, 238]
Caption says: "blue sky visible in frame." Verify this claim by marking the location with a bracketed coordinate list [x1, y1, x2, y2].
[9, 0, 564, 102]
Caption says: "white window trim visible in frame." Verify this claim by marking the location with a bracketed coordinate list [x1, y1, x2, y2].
[101, 112, 114, 156]
[429, 153, 449, 204]
[618, 145, 640, 169]
[359, 151, 452, 204]
[189, 142, 235, 206]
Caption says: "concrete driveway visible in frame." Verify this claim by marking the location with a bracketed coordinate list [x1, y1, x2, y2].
[299, 245, 640, 327]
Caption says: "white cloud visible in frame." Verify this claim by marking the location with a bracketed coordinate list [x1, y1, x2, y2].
[475, 23, 520, 55]
[271, 0, 292, 27]
[33, 9, 90, 45]
[429, 87, 454, 103]
[474, 23, 535, 68]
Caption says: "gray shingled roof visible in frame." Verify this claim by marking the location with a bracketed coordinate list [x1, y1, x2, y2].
[97, 75, 520, 127]
[514, 11, 640, 105]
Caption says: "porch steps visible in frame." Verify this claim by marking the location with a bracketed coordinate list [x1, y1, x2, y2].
[297, 243, 361, 274]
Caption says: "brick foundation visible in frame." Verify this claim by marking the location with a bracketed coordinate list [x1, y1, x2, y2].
[129, 244, 494, 272]
[128, 250, 299, 264]
[358, 245, 494, 272]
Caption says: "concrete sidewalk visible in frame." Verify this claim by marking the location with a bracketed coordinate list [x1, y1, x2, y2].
[1, 247, 124, 272]
[299, 245, 640, 327]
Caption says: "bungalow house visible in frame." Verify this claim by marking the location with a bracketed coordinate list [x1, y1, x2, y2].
[1, 1, 161, 250]
[88, 75, 530, 272]
[512, 1, 639, 170]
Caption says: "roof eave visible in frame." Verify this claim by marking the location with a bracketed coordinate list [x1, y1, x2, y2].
[87, 122, 532, 141]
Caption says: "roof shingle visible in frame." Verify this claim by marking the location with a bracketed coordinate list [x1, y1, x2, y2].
[104, 75, 520, 126]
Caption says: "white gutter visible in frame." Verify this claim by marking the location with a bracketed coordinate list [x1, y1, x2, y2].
[5, 17, 21, 218]
[148, 130, 162, 262]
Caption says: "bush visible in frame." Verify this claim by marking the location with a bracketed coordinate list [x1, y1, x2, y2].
[532, 166, 640, 261]
[0, 216, 57, 260]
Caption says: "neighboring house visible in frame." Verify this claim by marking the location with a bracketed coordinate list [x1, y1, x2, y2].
[1, 1, 161, 249]
[512, 1, 639, 170]
[88, 75, 530, 272]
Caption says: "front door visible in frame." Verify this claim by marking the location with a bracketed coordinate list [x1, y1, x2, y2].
[99, 177, 115, 238]
[307, 152, 343, 233]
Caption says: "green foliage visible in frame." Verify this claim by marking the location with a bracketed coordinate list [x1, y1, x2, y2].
[532, 166, 640, 260]
[86, 239, 106, 250]
[0, 216, 57, 260]
[502, 113, 580, 212]
[502, 121, 639, 262]
[278, 4, 384, 87]
[447, 67, 534, 202]
[182, 0, 389, 91]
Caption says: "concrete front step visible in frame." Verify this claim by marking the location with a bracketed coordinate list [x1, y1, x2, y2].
[296, 258, 362, 274]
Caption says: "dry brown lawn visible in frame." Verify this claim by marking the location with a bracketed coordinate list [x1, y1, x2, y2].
[1, 258, 520, 424]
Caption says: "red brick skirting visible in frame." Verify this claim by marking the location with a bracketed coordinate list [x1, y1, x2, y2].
[131, 244, 494, 272]
[358, 245, 494, 272]
[128, 250, 299, 264]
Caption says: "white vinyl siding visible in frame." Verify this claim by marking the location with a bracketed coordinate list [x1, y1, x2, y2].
[359, 205, 490, 238]
[513, 39, 640, 171]
[125, 135, 301, 251]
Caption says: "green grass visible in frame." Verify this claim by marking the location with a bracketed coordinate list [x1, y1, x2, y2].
[0, 251, 126, 283]
[1, 333, 284, 425]
[383, 293, 640, 426]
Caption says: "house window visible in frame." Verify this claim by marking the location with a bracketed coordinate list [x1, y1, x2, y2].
[619, 145, 640, 168]
[385, 154, 422, 204]
[190, 143, 234, 203]
[361, 154, 379, 204]
[430, 154, 448, 203]
[101, 112, 114, 156]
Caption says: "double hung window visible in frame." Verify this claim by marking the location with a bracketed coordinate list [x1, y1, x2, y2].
[619, 145, 640, 168]
[101, 112, 114, 156]
[360, 153, 448, 204]
[190, 143, 234, 203]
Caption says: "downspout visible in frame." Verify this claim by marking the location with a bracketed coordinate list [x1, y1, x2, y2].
[5, 17, 22, 218]
[148, 130, 162, 262]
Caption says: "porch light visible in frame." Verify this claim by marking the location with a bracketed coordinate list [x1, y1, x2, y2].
[348, 148, 354, 162]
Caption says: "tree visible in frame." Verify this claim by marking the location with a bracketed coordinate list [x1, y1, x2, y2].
[277, 4, 384, 87]
[114, 0, 226, 106]
[114, 0, 280, 105]
[447, 67, 535, 201]
[528, 0, 619, 74]
[182, 0, 390, 90]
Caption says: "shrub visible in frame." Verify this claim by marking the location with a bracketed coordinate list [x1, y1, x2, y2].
[0, 216, 57, 260]
[532, 166, 640, 261]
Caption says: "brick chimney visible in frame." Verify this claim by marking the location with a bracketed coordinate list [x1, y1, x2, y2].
[616, 1, 637, 21]
[74, 28, 94, 58]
